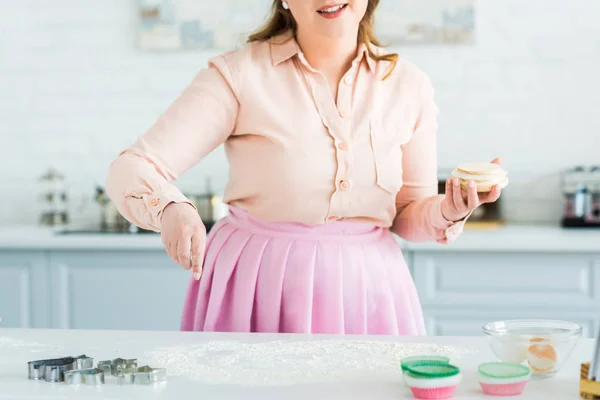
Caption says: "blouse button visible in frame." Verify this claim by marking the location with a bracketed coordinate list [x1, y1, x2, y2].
[339, 180, 350, 191]
[149, 198, 159, 206]
[344, 75, 353, 84]
[337, 142, 349, 151]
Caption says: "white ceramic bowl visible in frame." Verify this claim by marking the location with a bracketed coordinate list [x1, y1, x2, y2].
[482, 319, 582, 378]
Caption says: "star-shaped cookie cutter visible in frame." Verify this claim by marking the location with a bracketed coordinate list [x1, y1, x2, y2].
[28, 355, 94, 382]
[97, 357, 138, 376]
[117, 365, 167, 385]
[65, 368, 105, 385]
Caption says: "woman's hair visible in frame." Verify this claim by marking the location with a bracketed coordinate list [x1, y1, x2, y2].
[247, 0, 398, 80]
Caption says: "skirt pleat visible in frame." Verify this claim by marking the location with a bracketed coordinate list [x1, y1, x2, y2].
[181, 207, 426, 335]
[280, 240, 318, 333]
[203, 228, 252, 330]
[251, 238, 291, 332]
[310, 241, 344, 334]
[180, 219, 232, 331]
[371, 242, 401, 334]
[341, 244, 368, 334]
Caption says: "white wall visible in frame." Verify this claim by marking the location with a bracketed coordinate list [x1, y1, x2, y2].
[1, 0, 599, 225]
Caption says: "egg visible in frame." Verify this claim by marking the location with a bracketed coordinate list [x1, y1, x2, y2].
[526, 337, 557, 373]
[491, 341, 527, 364]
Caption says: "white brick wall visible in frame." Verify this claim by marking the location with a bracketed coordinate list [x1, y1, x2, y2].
[1, 0, 599, 225]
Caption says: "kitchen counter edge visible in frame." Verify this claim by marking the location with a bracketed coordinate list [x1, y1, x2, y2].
[0, 224, 598, 252]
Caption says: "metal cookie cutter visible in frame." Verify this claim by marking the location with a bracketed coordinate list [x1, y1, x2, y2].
[65, 368, 105, 385]
[28, 355, 92, 383]
[97, 357, 138, 376]
[73, 354, 94, 370]
[117, 365, 167, 385]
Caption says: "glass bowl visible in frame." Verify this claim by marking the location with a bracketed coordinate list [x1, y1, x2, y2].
[482, 319, 582, 379]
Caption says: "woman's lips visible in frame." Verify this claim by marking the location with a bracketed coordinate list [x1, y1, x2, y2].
[316, 3, 348, 19]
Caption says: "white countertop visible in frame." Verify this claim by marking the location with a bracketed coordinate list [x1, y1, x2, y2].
[404, 224, 600, 252]
[0, 225, 165, 250]
[0, 223, 599, 252]
[0, 328, 592, 399]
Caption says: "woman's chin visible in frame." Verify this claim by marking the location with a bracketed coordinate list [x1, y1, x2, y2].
[313, 25, 359, 40]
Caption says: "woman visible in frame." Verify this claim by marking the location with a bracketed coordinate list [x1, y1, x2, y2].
[106, 0, 502, 335]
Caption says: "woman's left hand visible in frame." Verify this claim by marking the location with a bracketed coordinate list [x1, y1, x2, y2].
[440, 157, 503, 222]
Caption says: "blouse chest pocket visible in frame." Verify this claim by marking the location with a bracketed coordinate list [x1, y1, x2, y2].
[369, 118, 413, 195]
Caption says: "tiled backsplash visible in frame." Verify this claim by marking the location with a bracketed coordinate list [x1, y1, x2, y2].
[1, 0, 599, 225]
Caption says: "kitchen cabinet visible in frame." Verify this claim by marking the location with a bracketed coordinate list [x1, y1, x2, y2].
[412, 252, 600, 307]
[0, 251, 49, 328]
[1, 236, 600, 335]
[0, 249, 189, 331]
[48, 251, 189, 331]
[412, 252, 600, 337]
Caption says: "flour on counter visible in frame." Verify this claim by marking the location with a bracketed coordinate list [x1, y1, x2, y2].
[0, 337, 64, 354]
[145, 339, 476, 386]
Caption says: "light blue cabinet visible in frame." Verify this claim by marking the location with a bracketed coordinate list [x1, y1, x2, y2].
[413, 251, 600, 337]
[0, 250, 189, 331]
[47, 250, 190, 331]
[1, 248, 599, 336]
[0, 251, 49, 328]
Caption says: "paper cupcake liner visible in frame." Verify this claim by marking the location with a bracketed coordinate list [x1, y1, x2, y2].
[404, 372, 462, 389]
[404, 362, 460, 379]
[477, 362, 531, 395]
[401, 355, 450, 372]
[477, 373, 530, 385]
[409, 385, 459, 400]
[402, 358, 461, 398]
[478, 362, 531, 379]
[479, 381, 528, 396]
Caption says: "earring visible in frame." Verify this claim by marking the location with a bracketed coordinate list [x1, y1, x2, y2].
[282, 1, 289, 10]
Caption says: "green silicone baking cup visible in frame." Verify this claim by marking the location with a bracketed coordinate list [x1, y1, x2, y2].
[478, 362, 531, 379]
[400, 355, 450, 372]
[404, 362, 460, 379]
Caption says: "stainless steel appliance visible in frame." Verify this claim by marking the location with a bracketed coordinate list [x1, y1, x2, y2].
[94, 186, 139, 232]
[57, 184, 224, 235]
[561, 166, 600, 228]
[586, 166, 600, 224]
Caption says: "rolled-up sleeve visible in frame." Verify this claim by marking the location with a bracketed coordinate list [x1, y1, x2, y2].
[106, 55, 239, 231]
[390, 73, 467, 243]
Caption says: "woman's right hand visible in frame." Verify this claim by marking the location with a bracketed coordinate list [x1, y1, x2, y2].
[160, 202, 206, 280]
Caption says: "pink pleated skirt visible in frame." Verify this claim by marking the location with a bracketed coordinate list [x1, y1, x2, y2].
[180, 206, 426, 335]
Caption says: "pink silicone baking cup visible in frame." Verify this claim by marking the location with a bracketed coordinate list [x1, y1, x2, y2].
[479, 381, 528, 396]
[409, 385, 459, 399]
[477, 362, 531, 396]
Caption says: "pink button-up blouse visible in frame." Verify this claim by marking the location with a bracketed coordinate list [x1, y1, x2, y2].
[106, 32, 466, 243]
